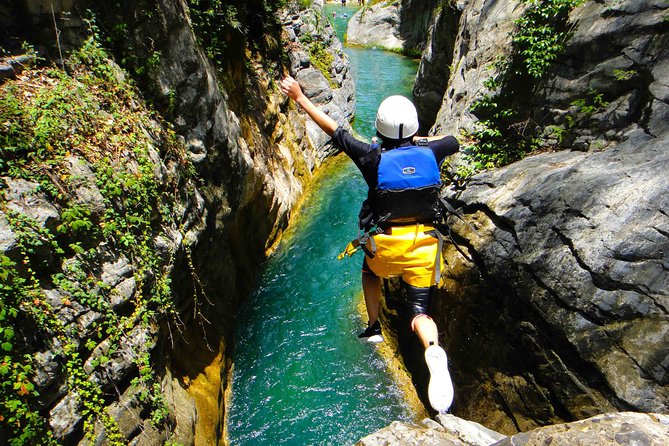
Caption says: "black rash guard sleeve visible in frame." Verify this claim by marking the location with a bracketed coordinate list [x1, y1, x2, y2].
[331, 126, 379, 188]
[428, 135, 460, 165]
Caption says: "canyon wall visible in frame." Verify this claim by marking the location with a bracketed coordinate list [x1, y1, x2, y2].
[410, 0, 668, 435]
[346, 0, 439, 54]
[0, 1, 352, 444]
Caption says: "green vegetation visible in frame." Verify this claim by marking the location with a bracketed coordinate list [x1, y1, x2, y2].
[460, 0, 585, 178]
[298, 5, 338, 87]
[0, 31, 194, 444]
[309, 42, 336, 86]
[187, 0, 288, 65]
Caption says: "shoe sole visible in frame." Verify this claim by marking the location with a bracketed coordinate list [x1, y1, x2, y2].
[359, 334, 384, 344]
[424, 345, 454, 413]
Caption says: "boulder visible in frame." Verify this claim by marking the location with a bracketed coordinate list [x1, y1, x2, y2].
[494, 412, 669, 446]
[347, 0, 439, 54]
[438, 129, 669, 430]
[347, 2, 404, 51]
[356, 412, 669, 446]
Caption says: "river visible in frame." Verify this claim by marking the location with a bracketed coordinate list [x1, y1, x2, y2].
[226, 5, 420, 445]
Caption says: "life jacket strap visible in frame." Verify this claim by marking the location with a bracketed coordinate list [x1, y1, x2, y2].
[337, 227, 384, 260]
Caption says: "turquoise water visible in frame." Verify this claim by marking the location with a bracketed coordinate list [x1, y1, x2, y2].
[226, 6, 419, 445]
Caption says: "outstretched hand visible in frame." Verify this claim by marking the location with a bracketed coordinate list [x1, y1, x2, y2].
[279, 75, 337, 136]
[281, 76, 303, 101]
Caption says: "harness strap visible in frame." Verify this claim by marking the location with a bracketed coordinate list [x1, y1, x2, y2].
[426, 228, 444, 286]
[360, 231, 377, 258]
[439, 196, 480, 236]
[337, 227, 384, 260]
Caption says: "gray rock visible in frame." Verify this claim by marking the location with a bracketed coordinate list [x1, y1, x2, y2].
[359, 412, 669, 445]
[284, 1, 355, 156]
[347, 3, 404, 51]
[346, 0, 438, 53]
[399, 0, 440, 54]
[426, 0, 528, 136]
[67, 156, 105, 215]
[33, 350, 61, 389]
[110, 277, 136, 309]
[2, 177, 61, 231]
[437, 414, 507, 445]
[296, 67, 333, 104]
[413, 4, 461, 131]
[84, 323, 158, 388]
[354, 420, 470, 446]
[439, 131, 669, 427]
[4, 0, 355, 444]
[101, 256, 132, 288]
[50, 393, 83, 440]
[493, 412, 669, 446]
[0, 211, 17, 254]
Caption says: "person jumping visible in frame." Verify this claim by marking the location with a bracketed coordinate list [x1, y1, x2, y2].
[280, 75, 458, 414]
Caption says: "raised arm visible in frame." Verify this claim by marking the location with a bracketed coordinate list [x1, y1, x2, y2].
[281, 76, 338, 136]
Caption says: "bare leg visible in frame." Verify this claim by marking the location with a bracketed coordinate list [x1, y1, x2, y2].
[413, 314, 439, 349]
[415, 314, 454, 413]
[362, 272, 381, 325]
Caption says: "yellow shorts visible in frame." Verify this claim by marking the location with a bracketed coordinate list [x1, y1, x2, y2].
[364, 224, 443, 288]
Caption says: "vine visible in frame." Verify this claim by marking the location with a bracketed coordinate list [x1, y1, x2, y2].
[460, 0, 584, 178]
[187, 0, 289, 65]
[0, 24, 195, 444]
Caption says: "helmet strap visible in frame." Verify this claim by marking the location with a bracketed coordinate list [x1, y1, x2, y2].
[398, 123, 404, 140]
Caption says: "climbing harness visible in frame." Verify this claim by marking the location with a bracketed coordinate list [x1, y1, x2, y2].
[339, 223, 444, 287]
[337, 227, 384, 260]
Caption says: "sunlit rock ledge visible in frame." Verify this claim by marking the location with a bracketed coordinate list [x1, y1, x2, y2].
[357, 412, 669, 445]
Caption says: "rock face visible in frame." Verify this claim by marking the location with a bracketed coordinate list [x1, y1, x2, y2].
[412, 3, 461, 132]
[439, 129, 668, 431]
[425, 0, 668, 144]
[347, 2, 404, 51]
[0, 1, 353, 444]
[357, 412, 669, 445]
[283, 1, 356, 155]
[423, 0, 529, 135]
[407, 0, 669, 435]
[347, 0, 438, 53]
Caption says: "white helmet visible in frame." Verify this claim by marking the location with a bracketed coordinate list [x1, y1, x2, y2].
[375, 95, 419, 140]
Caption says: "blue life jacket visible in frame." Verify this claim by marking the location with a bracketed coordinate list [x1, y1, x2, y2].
[373, 145, 441, 225]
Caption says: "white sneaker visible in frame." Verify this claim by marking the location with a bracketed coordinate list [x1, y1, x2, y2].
[424, 345, 454, 413]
